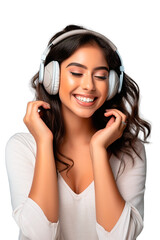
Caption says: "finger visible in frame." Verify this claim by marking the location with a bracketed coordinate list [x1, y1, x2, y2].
[30, 101, 50, 114]
[32, 100, 50, 108]
[25, 101, 34, 116]
[114, 109, 127, 123]
[106, 116, 115, 127]
[120, 121, 127, 130]
[105, 109, 127, 123]
[105, 109, 126, 120]
[25, 101, 50, 118]
[104, 110, 122, 127]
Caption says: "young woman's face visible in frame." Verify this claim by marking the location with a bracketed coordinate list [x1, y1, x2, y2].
[59, 42, 109, 118]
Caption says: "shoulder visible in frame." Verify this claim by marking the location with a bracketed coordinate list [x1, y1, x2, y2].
[5, 132, 36, 165]
[124, 139, 146, 164]
[119, 139, 147, 176]
[6, 132, 36, 150]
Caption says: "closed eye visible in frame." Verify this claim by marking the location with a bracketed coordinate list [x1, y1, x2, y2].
[70, 72, 82, 77]
[70, 72, 107, 80]
[95, 76, 108, 80]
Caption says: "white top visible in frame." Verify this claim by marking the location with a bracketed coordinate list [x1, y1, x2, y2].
[5, 132, 146, 240]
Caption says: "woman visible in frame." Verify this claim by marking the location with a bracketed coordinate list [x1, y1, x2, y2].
[5, 24, 151, 240]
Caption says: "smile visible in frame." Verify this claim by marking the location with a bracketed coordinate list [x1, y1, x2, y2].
[73, 94, 98, 106]
[75, 95, 94, 102]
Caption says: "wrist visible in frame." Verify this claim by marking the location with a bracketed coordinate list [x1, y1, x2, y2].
[90, 143, 112, 161]
[90, 137, 110, 149]
[90, 142, 107, 152]
[90, 144, 107, 158]
[36, 137, 53, 146]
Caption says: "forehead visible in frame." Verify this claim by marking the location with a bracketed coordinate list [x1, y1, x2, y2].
[62, 42, 108, 67]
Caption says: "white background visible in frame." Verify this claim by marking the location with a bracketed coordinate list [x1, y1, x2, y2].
[0, 0, 159, 239]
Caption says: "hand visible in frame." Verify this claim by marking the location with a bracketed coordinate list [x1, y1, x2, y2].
[90, 109, 127, 149]
[23, 101, 53, 143]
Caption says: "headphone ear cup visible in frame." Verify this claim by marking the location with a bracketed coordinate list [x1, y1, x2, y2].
[107, 70, 119, 100]
[43, 61, 60, 95]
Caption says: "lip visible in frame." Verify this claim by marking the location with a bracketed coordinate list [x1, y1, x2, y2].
[73, 94, 97, 99]
[73, 94, 98, 107]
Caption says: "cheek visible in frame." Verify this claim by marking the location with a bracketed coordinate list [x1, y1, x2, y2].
[98, 81, 109, 100]
[59, 72, 76, 96]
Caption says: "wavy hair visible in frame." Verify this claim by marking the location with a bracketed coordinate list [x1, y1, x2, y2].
[30, 24, 151, 176]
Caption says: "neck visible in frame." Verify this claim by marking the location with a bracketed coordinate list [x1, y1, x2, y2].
[61, 105, 97, 147]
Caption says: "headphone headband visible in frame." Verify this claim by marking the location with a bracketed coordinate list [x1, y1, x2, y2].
[41, 29, 118, 62]
[49, 29, 117, 51]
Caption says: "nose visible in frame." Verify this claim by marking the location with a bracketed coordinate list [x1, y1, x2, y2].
[80, 74, 96, 91]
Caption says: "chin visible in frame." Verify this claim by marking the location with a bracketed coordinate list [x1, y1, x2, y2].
[75, 109, 96, 118]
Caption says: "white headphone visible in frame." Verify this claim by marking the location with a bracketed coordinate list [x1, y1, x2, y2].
[38, 29, 124, 100]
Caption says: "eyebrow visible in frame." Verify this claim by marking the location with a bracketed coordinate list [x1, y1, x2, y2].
[66, 62, 109, 72]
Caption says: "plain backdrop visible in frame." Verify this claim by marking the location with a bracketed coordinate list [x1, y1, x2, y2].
[0, 0, 159, 239]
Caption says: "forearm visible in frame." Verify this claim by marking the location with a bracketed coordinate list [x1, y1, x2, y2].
[90, 145, 125, 232]
[28, 139, 59, 223]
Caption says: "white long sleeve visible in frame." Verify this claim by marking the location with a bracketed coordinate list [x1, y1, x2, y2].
[5, 133, 59, 240]
[5, 132, 146, 240]
[95, 142, 146, 240]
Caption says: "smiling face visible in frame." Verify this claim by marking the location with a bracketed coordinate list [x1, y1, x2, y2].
[59, 42, 109, 118]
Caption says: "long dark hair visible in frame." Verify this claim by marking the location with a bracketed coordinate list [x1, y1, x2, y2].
[30, 24, 151, 176]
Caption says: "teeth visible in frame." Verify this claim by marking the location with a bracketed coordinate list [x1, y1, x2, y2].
[75, 95, 95, 102]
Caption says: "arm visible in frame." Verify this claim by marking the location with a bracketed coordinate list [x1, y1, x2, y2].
[90, 143, 146, 239]
[5, 101, 60, 240]
[5, 133, 59, 240]
[90, 145, 125, 232]
[23, 100, 59, 223]
[28, 138, 59, 223]
[90, 109, 146, 239]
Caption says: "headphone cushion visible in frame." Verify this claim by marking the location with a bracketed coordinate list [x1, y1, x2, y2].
[107, 70, 119, 100]
[43, 61, 60, 95]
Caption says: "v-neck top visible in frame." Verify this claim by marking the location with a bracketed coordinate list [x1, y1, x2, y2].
[57, 171, 94, 198]
[57, 171, 98, 239]
[5, 132, 146, 240]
